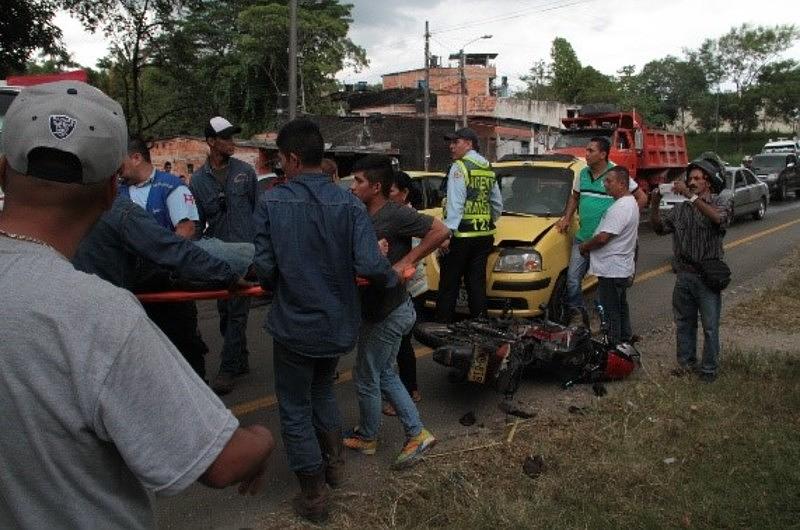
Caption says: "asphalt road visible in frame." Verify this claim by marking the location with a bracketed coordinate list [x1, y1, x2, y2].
[155, 197, 800, 529]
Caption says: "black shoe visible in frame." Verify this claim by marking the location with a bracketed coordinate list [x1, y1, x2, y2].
[698, 372, 717, 383]
[210, 373, 235, 395]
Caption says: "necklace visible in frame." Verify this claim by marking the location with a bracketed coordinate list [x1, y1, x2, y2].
[0, 229, 56, 252]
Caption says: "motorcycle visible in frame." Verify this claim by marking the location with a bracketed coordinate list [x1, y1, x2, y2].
[414, 302, 640, 399]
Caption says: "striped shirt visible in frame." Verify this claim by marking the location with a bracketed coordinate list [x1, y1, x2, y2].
[656, 190, 733, 269]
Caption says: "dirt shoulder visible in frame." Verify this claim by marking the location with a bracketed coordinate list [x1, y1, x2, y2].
[260, 248, 800, 529]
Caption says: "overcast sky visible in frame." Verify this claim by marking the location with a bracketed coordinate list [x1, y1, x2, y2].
[58, 0, 800, 90]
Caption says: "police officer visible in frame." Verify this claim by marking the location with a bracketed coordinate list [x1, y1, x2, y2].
[118, 138, 213, 379]
[191, 117, 258, 395]
[436, 128, 502, 322]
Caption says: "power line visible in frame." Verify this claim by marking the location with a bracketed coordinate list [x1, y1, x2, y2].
[432, 0, 597, 35]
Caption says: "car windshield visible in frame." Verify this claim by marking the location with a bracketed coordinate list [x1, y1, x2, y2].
[552, 131, 611, 149]
[496, 166, 574, 217]
[752, 154, 786, 170]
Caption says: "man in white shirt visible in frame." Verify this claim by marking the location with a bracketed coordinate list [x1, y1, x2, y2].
[579, 166, 639, 344]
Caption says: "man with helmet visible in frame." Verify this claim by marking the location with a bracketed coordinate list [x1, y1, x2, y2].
[649, 153, 733, 383]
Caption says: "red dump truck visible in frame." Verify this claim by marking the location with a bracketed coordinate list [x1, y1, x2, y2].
[549, 105, 688, 192]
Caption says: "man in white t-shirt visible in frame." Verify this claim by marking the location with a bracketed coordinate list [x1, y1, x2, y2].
[579, 166, 640, 344]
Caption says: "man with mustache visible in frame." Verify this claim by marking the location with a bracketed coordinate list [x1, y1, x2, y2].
[649, 154, 733, 383]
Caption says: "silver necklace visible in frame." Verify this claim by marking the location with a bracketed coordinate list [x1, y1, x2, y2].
[0, 228, 56, 252]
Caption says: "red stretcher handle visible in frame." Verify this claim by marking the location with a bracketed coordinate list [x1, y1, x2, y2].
[137, 266, 417, 303]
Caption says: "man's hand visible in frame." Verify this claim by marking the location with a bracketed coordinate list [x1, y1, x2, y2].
[649, 189, 661, 206]
[392, 262, 410, 284]
[236, 425, 274, 496]
[555, 216, 570, 234]
[228, 277, 256, 292]
[578, 243, 589, 257]
[378, 238, 389, 257]
[672, 179, 690, 197]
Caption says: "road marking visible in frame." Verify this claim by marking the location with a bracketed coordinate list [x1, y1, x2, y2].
[230, 218, 799, 417]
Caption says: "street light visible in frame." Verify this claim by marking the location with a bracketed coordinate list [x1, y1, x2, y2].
[459, 34, 492, 127]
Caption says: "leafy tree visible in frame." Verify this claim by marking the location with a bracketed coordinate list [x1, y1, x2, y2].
[634, 56, 708, 129]
[518, 59, 553, 100]
[759, 60, 800, 126]
[0, 0, 64, 77]
[63, 0, 187, 136]
[549, 37, 582, 102]
[691, 24, 800, 147]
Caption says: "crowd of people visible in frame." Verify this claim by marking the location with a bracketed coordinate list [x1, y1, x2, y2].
[0, 81, 734, 527]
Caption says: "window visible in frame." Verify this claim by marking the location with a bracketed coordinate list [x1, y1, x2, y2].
[734, 170, 746, 189]
[744, 170, 759, 186]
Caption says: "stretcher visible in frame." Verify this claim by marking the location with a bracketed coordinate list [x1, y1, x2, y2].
[136, 266, 417, 303]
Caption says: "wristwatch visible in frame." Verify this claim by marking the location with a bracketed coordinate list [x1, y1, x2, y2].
[689, 194, 699, 203]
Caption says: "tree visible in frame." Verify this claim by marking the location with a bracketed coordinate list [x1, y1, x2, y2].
[691, 24, 800, 147]
[759, 60, 800, 128]
[549, 37, 582, 103]
[518, 59, 553, 100]
[634, 56, 708, 129]
[0, 0, 64, 77]
[63, 0, 187, 136]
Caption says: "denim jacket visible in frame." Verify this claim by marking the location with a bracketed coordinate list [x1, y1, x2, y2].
[253, 173, 397, 357]
[73, 196, 236, 291]
[190, 157, 257, 243]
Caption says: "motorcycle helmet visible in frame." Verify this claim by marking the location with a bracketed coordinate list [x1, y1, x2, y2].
[604, 344, 636, 379]
[686, 152, 725, 194]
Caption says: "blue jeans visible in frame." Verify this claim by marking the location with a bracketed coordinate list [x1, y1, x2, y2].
[355, 297, 422, 440]
[673, 273, 722, 375]
[597, 277, 632, 344]
[566, 239, 589, 310]
[217, 296, 251, 375]
[194, 237, 254, 277]
[273, 339, 342, 474]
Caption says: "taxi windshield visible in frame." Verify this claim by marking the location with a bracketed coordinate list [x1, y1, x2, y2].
[496, 166, 574, 217]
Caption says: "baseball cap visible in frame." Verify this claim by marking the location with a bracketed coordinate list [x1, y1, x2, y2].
[444, 128, 480, 150]
[205, 116, 242, 138]
[2, 81, 128, 184]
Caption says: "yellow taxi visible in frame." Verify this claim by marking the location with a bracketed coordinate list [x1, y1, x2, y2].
[419, 154, 596, 320]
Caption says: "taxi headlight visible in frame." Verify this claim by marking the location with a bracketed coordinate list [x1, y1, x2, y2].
[493, 247, 542, 273]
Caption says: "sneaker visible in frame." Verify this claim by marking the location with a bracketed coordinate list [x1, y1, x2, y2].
[342, 427, 377, 455]
[382, 401, 397, 416]
[411, 390, 422, 403]
[392, 428, 437, 470]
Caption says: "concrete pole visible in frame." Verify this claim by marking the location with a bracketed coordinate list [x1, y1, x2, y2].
[288, 0, 298, 120]
[460, 48, 467, 127]
[424, 21, 431, 170]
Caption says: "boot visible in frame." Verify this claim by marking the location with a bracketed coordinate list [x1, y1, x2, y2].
[292, 470, 330, 523]
[316, 429, 346, 488]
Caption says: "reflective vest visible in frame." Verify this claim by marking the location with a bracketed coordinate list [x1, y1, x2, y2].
[448, 155, 497, 238]
[119, 170, 183, 230]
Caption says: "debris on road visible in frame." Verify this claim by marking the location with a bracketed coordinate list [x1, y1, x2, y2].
[498, 399, 536, 419]
[459, 411, 476, 426]
[522, 454, 546, 479]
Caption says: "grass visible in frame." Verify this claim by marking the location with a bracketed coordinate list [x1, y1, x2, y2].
[730, 259, 800, 332]
[297, 256, 800, 529]
[331, 351, 800, 529]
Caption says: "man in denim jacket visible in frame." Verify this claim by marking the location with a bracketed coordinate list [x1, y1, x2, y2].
[190, 117, 258, 394]
[253, 119, 397, 523]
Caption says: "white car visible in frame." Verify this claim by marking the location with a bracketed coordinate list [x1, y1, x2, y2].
[658, 166, 769, 221]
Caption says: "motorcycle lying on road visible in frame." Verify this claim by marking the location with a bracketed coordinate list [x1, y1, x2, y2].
[414, 303, 640, 400]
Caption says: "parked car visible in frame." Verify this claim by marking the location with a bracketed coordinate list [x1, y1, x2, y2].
[750, 152, 800, 200]
[419, 154, 595, 320]
[761, 138, 800, 154]
[658, 166, 769, 221]
[338, 170, 446, 210]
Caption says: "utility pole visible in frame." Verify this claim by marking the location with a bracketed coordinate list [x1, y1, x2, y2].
[288, 0, 298, 120]
[460, 48, 467, 127]
[423, 21, 431, 170]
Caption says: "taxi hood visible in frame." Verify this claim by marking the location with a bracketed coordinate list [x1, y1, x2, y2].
[494, 214, 558, 247]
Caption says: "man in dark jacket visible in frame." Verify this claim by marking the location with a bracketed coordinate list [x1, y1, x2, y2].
[253, 119, 397, 523]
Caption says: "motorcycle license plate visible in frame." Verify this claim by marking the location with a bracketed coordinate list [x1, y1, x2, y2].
[468, 350, 489, 383]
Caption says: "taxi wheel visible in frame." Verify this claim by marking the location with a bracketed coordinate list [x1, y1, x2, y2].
[546, 273, 568, 324]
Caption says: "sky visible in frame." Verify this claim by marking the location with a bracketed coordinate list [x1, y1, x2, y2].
[58, 0, 800, 91]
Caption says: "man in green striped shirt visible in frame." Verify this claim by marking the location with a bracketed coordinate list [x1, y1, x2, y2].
[555, 137, 646, 325]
